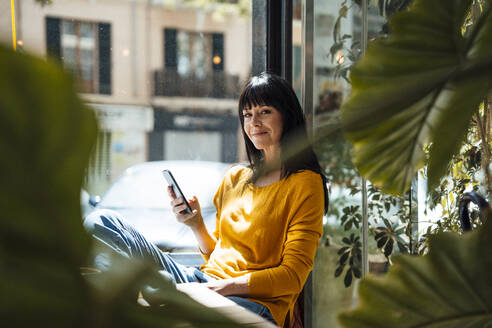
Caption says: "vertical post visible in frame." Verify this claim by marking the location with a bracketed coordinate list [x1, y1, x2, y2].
[361, 0, 369, 277]
[281, 0, 292, 83]
[409, 176, 419, 253]
[252, 0, 292, 81]
[11, 0, 17, 51]
[252, 0, 267, 75]
[301, 0, 314, 133]
[302, 2, 314, 327]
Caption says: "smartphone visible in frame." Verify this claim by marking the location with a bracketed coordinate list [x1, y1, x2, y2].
[162, 169, 193, 214]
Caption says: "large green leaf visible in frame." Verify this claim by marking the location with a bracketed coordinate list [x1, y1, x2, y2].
[341, 0, 492, 195]
[0, 44, 97, 326]
[338, 208, 492, 327]
[0, 45, 244, 327]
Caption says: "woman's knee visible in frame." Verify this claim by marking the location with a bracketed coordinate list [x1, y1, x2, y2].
[83, 209, 123, 233]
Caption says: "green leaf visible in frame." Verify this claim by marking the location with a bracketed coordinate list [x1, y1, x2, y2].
[338, 208, 492, 328]
[0, 45, 245, 328]
[345, 220, 353, 231]
[0, 45, 97, 326]
[377, 236, 388, 249]
[397, 241, 409, 254]
[384, 202, 391, 212]
[335, 265, 345, 278]
[375, 231, 386, 240]
[338, 246, 350, 255]
[340, 251, 350, 266]
[353, 266, 362, 279]
[344, 268, 353, 288]
[341, 0, 492, 195]
[384, 238, 394, 257]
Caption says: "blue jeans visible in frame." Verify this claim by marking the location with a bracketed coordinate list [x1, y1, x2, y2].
[83, 209, 276, 325]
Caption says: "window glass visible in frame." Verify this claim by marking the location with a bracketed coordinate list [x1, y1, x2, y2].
[2, 1, 252, 250]
[193, 33, 207, 79]
[177, 30, 191, 76]
[293, 1, 385, 326]
[60, 19, 97, 93]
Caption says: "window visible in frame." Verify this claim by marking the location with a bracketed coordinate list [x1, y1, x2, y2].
[45, 17, 111, 95]
[157, 28, 232, 98]
[165, 28, 224, 77]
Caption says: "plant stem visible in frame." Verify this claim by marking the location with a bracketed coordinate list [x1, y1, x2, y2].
[476, 98, 492, 200]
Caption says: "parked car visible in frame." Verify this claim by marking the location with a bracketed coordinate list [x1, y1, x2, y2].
[90, 161, 230, 251]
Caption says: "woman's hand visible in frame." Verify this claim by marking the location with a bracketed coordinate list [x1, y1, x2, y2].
[167, 186, 203, 228]
[167, 187, 217, 255]
[201, 275, 250, 297]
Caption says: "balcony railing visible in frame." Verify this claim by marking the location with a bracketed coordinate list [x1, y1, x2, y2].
[153, 69, 240, 99]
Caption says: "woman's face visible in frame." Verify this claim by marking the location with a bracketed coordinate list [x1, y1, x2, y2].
[242, 105, 283, 151]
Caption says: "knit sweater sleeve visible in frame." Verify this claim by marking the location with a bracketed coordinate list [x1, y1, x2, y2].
[199, 165, 236, 261]
[248, 174, 324, 298]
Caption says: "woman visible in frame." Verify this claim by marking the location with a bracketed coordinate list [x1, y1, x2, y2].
[84, 72, 328, 327]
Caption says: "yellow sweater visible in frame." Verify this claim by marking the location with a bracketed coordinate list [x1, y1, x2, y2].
[200, 165, 324, 327]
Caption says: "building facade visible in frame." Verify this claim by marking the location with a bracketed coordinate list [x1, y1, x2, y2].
[1, 0, 251, 194]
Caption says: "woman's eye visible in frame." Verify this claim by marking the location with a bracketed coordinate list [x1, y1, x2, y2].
[243, 113, 252, 118]
[261, 110, 271, 114]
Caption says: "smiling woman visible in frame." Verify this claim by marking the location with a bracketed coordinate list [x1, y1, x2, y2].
[242, 105, 284, 162]
[84, 72, 329, 327]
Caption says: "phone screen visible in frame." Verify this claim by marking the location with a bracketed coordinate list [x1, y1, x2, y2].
[162, 170, 192, 214]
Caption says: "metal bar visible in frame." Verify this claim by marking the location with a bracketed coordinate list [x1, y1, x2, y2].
[410, 175, 419, 253]
[301, 0, 314, 132]
[266, 0, 282, 75]
[301, 2, 314, 326]
[281, 0, 293, 83]
[361, 0, 369, 277]
[252, 0, 291, 79]
[252, 0, 267, 75]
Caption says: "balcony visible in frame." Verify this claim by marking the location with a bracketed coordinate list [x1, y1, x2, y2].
[153, 69, 240, 99]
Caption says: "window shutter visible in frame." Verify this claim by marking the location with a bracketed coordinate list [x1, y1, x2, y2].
[98, 23, 111, 95]
[45, 17, 61, 59]
[212, 33, 224, 71]
[164, 28, 177, 69]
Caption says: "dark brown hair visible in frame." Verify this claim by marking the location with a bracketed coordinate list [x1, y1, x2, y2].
[238, 72, 329, 213]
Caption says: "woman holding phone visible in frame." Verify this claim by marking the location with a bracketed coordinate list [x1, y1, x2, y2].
[84, 72, 328, 327]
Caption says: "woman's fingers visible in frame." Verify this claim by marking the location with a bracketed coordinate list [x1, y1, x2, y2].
[170, 197, 185, 207]
[167, 186, 176, 199]
[188, 196, 200, 210]
[173, 203, 190, 215]
[168, 194, 202, 227]
[175, 213, 192, 223]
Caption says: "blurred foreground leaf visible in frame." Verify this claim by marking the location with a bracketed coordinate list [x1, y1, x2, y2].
[341, 0, 492, 195]
[338, 208, 492, 327]
[0, 45, 244, 327]
[0, 43, 97, 326]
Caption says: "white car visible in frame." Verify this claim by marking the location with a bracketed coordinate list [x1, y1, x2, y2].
[91, 161, 230, 251]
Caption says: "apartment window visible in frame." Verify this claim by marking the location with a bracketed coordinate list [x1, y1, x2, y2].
[46, 17, 111, 94]
[164, 28, 224, 77]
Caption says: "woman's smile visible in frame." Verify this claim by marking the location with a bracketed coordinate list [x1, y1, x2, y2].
[242, 105, 283, 154]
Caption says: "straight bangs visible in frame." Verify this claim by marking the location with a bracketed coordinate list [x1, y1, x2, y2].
[238, 79, 283, 115]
